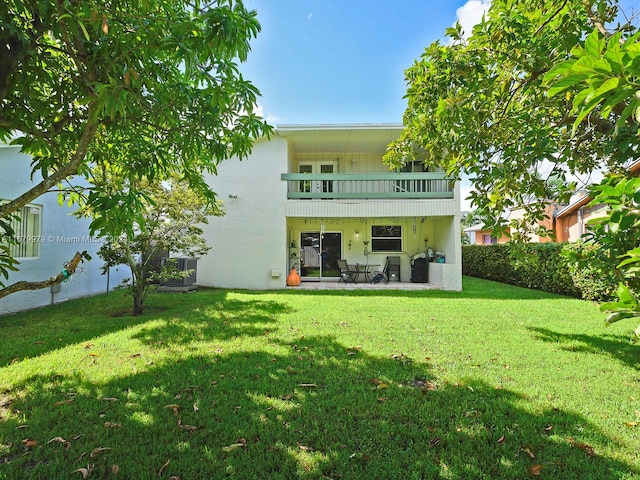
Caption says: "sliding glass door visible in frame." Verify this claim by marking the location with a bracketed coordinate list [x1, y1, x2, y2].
[300, 232, 342, 280]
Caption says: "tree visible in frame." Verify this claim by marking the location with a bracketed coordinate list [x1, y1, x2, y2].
[0, 0, 271, 297]
[384, 0, 638, 241]
[543, 25, 640, 333]
[385, 0, 640, 330]
[97, 176, 221, 315]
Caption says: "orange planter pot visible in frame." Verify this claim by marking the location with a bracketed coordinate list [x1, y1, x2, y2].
[286, 268, 301, 286]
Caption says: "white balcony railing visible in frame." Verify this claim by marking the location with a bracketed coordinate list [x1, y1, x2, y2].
[281, 173, 455, 200]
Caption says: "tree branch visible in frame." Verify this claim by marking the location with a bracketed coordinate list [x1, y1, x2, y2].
[534, 0, 570, 37]
[0, 251, 87, 299]
[0, 115, 98, 219]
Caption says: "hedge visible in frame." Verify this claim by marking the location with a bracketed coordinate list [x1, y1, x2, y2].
[462, 243, 588, 298]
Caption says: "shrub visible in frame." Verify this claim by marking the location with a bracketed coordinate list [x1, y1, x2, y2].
[561, 242, 617, 302]
[462, 243, 584, 298]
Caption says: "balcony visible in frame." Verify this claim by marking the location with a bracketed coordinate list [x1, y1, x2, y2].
[281, 173, 455, 200]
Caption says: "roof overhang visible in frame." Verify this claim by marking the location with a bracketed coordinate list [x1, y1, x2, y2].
[554, 194, 591, 218]
[275, 123, 404, 154]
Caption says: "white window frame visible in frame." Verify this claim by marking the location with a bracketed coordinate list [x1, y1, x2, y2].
[1, 202, 42, 259]
[371, 225, 402, 252]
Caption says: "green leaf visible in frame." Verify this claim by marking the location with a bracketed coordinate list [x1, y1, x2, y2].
[547, 73, 590, 98]
[605, 311, 635, 325]
[616, 283, 637, 306]
[78, 19, 91, 41]
[591, 76, 619, 99]
[584, 29, 602, 58]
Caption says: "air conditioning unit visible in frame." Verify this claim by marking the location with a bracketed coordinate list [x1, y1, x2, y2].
[161, 257, 197, 287]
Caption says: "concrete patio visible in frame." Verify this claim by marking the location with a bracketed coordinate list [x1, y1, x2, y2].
[289, 280, 440, 290]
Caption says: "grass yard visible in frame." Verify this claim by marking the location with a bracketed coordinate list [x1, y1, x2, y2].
[0, 277, 639, 479]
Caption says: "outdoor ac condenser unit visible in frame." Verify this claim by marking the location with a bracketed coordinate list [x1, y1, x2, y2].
[161, 257, 197, 287]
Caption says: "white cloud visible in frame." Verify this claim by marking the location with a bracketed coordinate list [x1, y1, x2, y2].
[455, 0, 491, 39]
[307, 13, 313, 20]
[253, 103, 280, 124]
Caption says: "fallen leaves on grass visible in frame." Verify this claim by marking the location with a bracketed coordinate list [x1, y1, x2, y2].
[22, 439, 37, 448]
[90, 447, 111, 457]
[177, 420, 201, 431]
[497, 435, 506, 444]
[54, 398, 74, 406]
[520, 446, 536, 459]
[165, 404, 180, 415]
[176, 386, 200, 400]
[529, 464, 544, 476]
[391, 353, 413, 365]
[158, 459, 170, 475]
[73, 464, 94, 479]
[223, 438, 247, 452]
[297, 383, 317, 388]
[624, 421, 638, 427]
[47, 436, 71, 450]
[297, 443, 314, 451]
[568, 438, 595, 456]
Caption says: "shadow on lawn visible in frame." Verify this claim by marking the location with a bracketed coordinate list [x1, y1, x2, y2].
[528, 327, 640, 371]
[2, 332, 636, 479]
[0, 276, 578, 367]
[0, 290, 290, 367]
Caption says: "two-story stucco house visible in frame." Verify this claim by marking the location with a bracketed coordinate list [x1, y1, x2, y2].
[0, 143, 128, 315]
[197, 124, 462, 290]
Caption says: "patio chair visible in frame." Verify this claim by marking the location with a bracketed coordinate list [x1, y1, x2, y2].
[337, 259, 357, 284]
[371, 258, 390, 284]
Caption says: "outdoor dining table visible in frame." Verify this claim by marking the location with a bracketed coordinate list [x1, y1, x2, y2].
[353, 264, 379, 283]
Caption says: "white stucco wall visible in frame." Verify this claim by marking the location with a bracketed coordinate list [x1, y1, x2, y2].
[0, 145, 129, 315]
[198, 137, 289, 289]
[196, 128, 462, 292]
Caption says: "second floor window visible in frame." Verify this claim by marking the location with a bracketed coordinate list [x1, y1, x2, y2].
[371, 225, 402, 252]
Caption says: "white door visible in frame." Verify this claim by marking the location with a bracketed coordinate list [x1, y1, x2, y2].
[298, 160, 338, 195]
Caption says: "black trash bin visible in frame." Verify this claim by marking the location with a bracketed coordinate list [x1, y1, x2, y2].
[411, 256, 429, 283]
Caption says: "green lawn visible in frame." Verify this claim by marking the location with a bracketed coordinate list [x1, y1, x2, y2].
[0, 277, 638, 479]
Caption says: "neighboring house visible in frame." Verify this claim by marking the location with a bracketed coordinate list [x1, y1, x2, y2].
[554, 160, 640, 242]
[198, 124, 462, 290]
[0, 143, 128, 315]
[553, 193, 599, 242]
[463, 224, 510, 245]
[508, 201, 559, 243]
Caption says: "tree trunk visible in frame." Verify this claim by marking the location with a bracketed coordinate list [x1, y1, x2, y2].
[132, 291, 144, 316]
[131, 267, 146, 316]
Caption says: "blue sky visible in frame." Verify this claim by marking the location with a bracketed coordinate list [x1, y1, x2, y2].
[242, 0, 638, 125]
[240, 0, 638, 210]
[241, 0, 490, 124]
